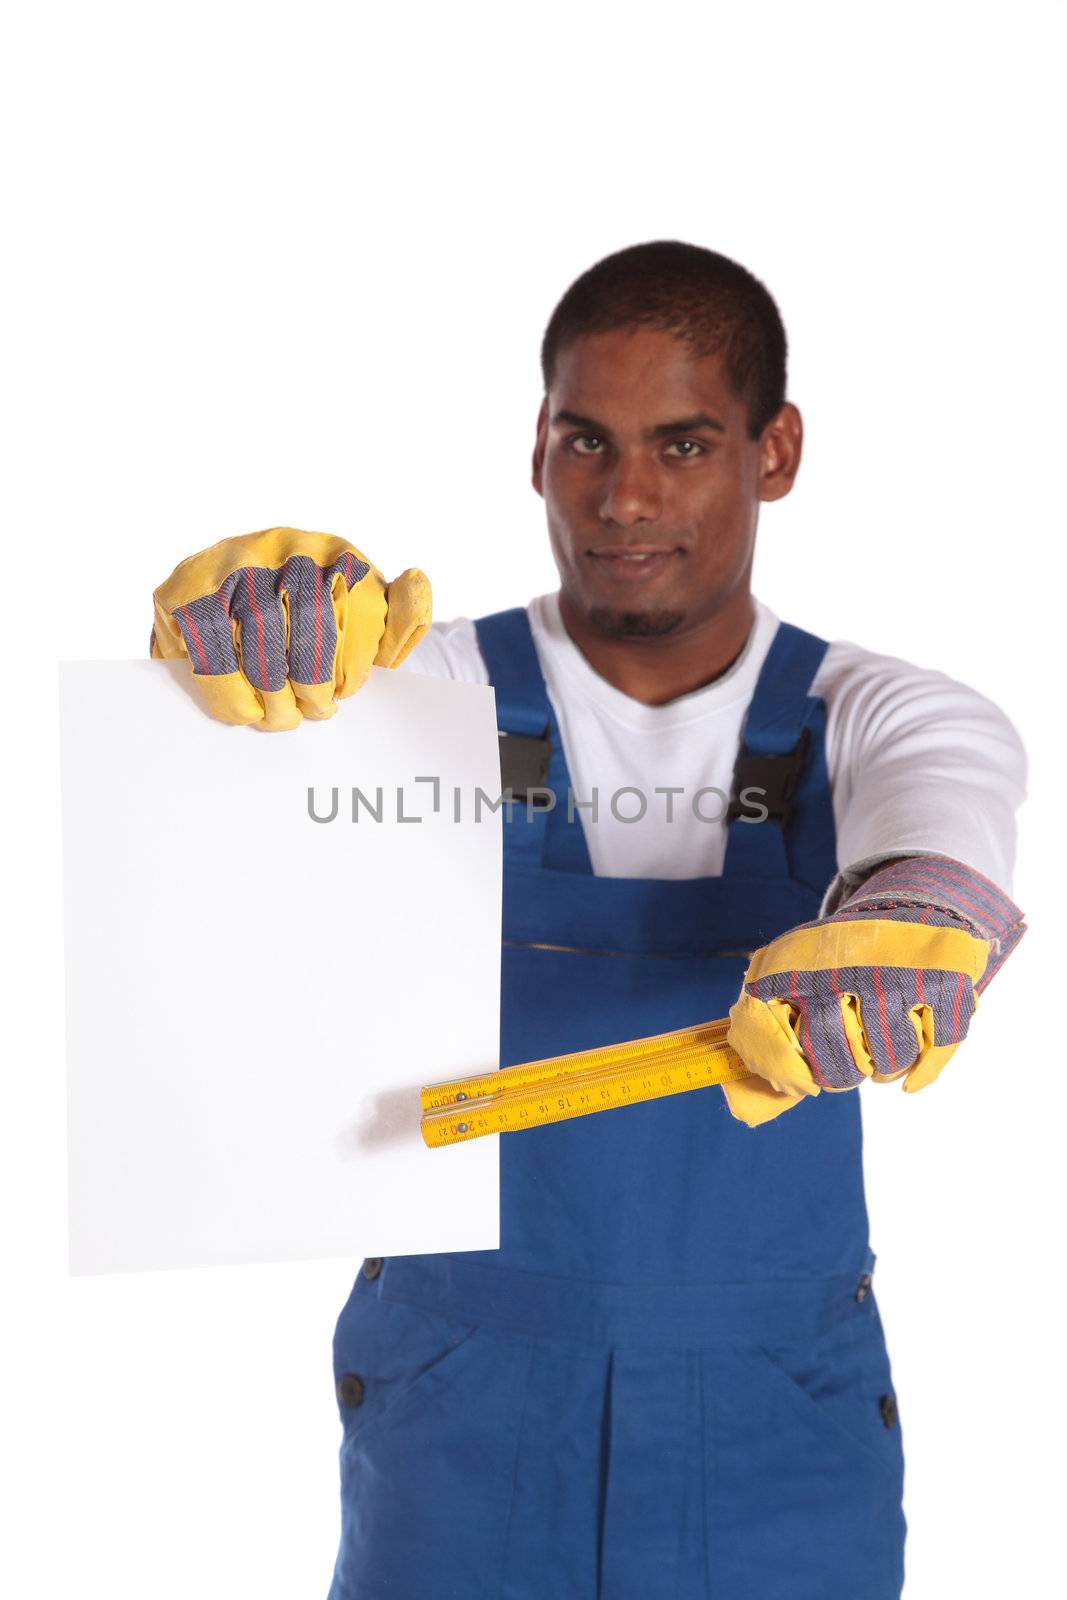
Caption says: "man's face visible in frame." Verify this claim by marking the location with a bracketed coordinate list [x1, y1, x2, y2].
[532, 326, 800, 640]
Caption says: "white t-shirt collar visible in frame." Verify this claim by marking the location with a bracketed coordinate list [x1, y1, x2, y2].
[526, 591, 782, 733]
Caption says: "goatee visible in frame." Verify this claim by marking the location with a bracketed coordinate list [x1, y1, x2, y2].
[587, 607, 685, 639]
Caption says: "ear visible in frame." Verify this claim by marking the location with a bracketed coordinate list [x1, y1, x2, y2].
[758, 401, 803, 504]
[531, 396, 548, 498]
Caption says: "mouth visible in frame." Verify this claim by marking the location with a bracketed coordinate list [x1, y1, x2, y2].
[585, 545, 683, 583]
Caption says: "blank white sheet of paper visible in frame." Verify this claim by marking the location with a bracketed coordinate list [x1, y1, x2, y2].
[59, 661, 503, 1274]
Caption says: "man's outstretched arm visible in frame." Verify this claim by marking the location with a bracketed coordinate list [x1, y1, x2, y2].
[724, 651, 1028, 1126]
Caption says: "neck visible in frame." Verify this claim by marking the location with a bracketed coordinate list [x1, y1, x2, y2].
[557, 586, 757, 706]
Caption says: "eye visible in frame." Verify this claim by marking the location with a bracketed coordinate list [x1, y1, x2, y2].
[569, 434, 604, 455]
[665, 439, 705, 458]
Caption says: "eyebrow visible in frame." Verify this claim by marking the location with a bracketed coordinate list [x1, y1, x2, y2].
[550, 408, 726, 439]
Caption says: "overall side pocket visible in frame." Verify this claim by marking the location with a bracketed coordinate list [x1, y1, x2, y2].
[746, 1299, 905, 1490]
[332, 1290, 481, 1447]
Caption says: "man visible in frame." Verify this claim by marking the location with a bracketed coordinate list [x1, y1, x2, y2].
[150, 241, 1027, 1599]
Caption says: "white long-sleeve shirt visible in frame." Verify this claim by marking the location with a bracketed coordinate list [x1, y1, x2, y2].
[395, 592, 1027, 911]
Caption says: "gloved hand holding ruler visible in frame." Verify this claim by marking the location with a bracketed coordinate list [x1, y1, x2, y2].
[420, 1018, 748, 1147]
[420, 858, 1025, 1146]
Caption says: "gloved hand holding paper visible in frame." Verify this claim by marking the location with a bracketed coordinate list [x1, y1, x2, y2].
[151, 526, 432, 730]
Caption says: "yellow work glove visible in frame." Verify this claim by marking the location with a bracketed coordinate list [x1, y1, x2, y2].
[151, 526, 432, 731]
[724, 855, 1026, 1128]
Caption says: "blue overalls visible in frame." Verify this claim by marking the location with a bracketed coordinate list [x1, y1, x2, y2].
[329, 610, 907, 1600]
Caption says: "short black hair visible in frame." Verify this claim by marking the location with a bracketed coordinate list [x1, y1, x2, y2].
[540, 240, 788, 440]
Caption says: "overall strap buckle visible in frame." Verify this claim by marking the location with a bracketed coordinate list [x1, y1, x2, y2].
[727, 726, 811, 824]
[498, 730, 553, 807]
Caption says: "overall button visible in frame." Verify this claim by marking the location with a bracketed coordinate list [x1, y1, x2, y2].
[854, 1272, 873, 1303]
[338, 1373, 366, 1407]
[362, 1257, 383, 1280]
[879, 1393, 899, 1428]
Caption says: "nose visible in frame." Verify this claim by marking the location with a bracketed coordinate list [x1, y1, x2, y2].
[598, 452, 662, 527]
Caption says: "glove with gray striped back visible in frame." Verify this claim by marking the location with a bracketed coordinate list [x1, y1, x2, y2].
[724, 855, 1026, 1127]
[151, 527, 432, 731]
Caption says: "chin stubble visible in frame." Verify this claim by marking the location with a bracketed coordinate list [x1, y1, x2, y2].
[587, 607, 686, 639]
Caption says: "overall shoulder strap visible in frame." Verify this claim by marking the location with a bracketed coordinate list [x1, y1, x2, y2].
[722, 621, 836, 883]
[473, 608, 592, 873]
[472, 608, 549, 738]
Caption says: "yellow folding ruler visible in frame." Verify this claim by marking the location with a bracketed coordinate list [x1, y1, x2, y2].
[420, 1017, 750, 1148]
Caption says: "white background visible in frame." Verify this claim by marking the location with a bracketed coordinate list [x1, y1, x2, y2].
[2, 3, 1063, 1596]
